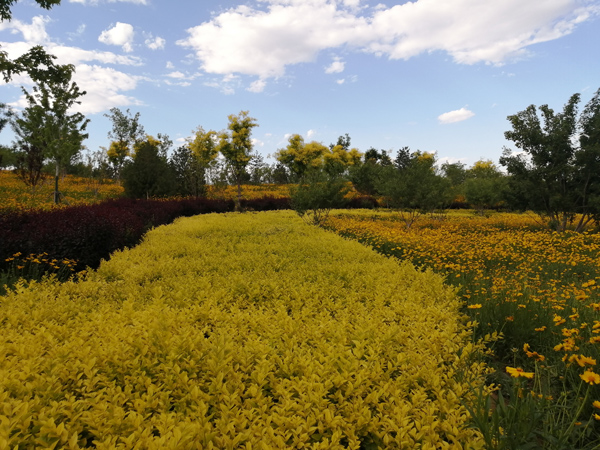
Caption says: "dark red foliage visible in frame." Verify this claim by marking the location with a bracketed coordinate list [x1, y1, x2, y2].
[0, 194, 375, 272]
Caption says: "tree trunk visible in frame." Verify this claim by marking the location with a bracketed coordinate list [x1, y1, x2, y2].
[235, 177, 242, 212]
[54, 162, 60, 204]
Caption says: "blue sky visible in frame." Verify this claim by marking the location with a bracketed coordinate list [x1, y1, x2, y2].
[1, 0, 599, 167]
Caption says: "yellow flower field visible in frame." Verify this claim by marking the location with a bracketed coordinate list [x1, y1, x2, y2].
[325, 210, 600, 447]
[0, 211, 488, 449]
[0, 171, 124, 212]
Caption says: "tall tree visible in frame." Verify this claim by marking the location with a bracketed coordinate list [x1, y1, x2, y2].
[377, 150, 450, 228]
[104, 108, 145, 179]
[217, 110, 258, 211]
[122, 137, 176, 199]
[275, 134, 327, 180]
[12, 62, 89, 203]
[500, 92, 599, 231]
[464, 159, 507, 213]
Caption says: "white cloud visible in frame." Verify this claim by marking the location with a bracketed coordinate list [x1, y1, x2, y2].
[1, 17, 144, 114]
[166, 71, 187, 79]
[177, 0, 598, 82]
[252, 138, 264, 147]
[71, 64, 143, 114]
[67, 23, 86, 41]
[0, 15, 51, 44]
[325, 58, 345, 74]
[306, 129, 316, 138]
[248, 79, 267, 93]
[438, 107, 475, 124]
[336, 78, 345, 84]
[145, 35, 165, 50]
[98, 22, 135, 53]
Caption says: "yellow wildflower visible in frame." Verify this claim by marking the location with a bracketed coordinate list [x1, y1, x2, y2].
[580, 371, 600, 385]
[506, 366, 534, 379]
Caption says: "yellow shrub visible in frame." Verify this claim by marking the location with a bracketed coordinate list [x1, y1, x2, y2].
[0, 211, 486, 449]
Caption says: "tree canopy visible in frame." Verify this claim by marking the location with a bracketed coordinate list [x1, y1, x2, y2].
[500, 89, 600, 231]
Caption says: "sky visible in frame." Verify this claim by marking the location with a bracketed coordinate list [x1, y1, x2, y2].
[1, 0, 600, 167]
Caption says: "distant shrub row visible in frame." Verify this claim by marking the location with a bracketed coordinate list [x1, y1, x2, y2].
[0, 195, 378, 272]
[0, 196, 288, 271]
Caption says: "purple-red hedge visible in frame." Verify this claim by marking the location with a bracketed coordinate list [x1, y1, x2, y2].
[0, 197, 290, 271]
[0, 194, 379, 271]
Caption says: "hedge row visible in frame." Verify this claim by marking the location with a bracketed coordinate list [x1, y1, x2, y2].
[0, 196, 290, 271]
[0, 195, 378, 272]
[0, 211, 486, 448]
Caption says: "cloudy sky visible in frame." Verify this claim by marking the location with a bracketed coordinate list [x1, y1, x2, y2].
[1, 0, 599, 166]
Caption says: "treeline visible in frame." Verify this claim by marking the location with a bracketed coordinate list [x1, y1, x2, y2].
[2, 43, 599, 231]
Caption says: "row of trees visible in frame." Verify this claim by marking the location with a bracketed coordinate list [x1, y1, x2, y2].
[1, 0, 598, 231]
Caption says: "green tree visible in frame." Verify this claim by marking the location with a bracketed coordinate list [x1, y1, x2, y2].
[377, 150, 451, 228]
[574, 88, 600, 231]
[170, 145, 204, 197]
[122, 137, 176, 199]
[464, 159, 507, 213]
[104, 108, 145, 179]
[217, 110, 258, 211]
[12, 62, 89, 203]
[290, 169, 349, 225]
[14, 143, 46, 197]
[348, 148, 391, 196]
[500, 91, 600, 231]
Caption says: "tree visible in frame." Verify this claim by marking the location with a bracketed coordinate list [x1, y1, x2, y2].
[574, 88, 600, 230]
[188, 126, 218, 187]
[104, 108, 145, 179]
[217, 110, 258, 211]
[122, 137, 176, 199]
[441, 161, 467, 207]
[0, 0, 61, 21]
[464, 159, 507, 213]
[170, 145, 204, 197]
[377, 150, 451, 228]
[14, 143, 46, 195]
[275, 134, 324, 180]
[500, 91, 600, 231]
[290, 169, 349, 225]
[349, 148, 391, 196]
[12, 62, 89, 203]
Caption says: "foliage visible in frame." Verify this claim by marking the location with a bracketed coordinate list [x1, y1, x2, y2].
[0, 211, 487, 449]
[501, 89, 600, 232]
[289, 169, 349, 225]
[121, 137, 177, 199]
[276, 133, 362, 181]
[0, 0, 60, 21]
[14, 143, 46, 191]
[326, 210, 600, 448]
[377, 150, 451, 227]
[11, 60, 89, 204]
[217, 111, 258, 211]
[104, 108, 145, 179]
[348, 148, 392, 197]
[275, 135, 327, 180]
[464, 159, 507, 213]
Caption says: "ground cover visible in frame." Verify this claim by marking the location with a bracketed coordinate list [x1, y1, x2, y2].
[325, 210, 600, 448]
[0, 211, 487, 449]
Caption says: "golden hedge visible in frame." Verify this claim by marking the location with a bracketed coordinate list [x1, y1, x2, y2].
[0, 211, 486, 449]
